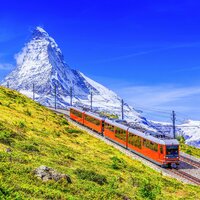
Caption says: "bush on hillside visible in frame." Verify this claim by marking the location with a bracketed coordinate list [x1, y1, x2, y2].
[111, 156, 126, 170]
[75, 169, 107, 185]
[138, 178, 161, 200]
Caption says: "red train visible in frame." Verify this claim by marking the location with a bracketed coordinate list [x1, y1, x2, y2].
[70, 107, 179, 168]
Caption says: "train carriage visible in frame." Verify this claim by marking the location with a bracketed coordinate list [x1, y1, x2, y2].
[70, 107, 84, 124]
[127, 128, 179, 167]
[104, 119, 128, 148]
[84, 112, 104, 133]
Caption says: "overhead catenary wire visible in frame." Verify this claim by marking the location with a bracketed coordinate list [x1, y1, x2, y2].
[5, 81, 198, 128]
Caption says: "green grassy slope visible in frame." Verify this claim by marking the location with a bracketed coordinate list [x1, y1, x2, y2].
[177, 136, 200, 158]
[0, 86, 200, 200]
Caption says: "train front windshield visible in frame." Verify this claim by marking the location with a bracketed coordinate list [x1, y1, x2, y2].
[166, 145, 179, 158]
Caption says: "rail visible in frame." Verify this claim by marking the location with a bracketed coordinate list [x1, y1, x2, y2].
[168, 169, 200, 186]
[180, 155, 200, 168]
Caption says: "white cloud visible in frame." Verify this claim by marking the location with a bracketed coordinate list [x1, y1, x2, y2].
[0, 63, 14, 70]
[14, 47, 26, 66]
[118, 85, 200, 105]
[116, 85, 200, 120]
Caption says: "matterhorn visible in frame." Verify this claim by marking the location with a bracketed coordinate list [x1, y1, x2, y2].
[1, 27, 141, 121]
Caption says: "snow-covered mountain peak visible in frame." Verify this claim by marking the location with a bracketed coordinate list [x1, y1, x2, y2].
[1, 26, 144, 124]
[32, 26, 49, 39]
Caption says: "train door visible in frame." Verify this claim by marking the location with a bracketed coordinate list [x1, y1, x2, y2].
[101, 120, 104, 134]
[159, 145, 164, 160]
[83, 112, 85, 125]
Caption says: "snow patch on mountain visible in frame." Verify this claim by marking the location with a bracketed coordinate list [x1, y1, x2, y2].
[178, 120, 200, 148]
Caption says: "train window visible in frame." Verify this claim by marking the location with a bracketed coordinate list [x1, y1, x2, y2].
[85, 115, 100, 125]
[71, 109, 82, 118]
[144, 139, 158, 152]
[166, 145, 178, 157]
[105, 123, 108, 129]
[160, 146, 163, 154]
[128, 133, 141, 149]
[115, 127, 126, 141]
[143, 139, 146, 145]
[105, 123, 114, 132]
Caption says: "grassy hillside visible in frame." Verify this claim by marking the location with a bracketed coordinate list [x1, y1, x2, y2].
[0, 86, 200, 200]
[181, 143, 200, 158]
[177, 136, 200, 158]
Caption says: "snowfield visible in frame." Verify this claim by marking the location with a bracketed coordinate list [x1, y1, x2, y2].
[178, 120, 200, 148]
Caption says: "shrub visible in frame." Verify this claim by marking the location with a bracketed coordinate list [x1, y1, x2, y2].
[5, 90, 18, 99]
[18, 121, 26, 129]
[0, 131, 14, 145]
[67, 129, 83, 137]
[24, 109, 32, 116]
[111, 156, 126, 170]
[67, 129, 82, 134]
[55, 132, 61, 137]
[186, 149, 192, 155]
[5, 102, 11, 108]
[138, 179, 161, 200]
[60, 118, 69, 126]
[0, 121, 4, 131]
[22, 143, 39, 152]
[176, 135, 185, 143]
[0, 185, 12, 197]
[75, 169, 107, 185]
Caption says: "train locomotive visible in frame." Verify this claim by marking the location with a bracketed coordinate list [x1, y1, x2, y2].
[70, 107, 179, 168]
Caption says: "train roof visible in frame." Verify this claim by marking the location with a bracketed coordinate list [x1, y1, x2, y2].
[105, 118, 128, 130]
[84, 111, 105, 121]
[105, 119, 179, 146]
[70, 107, 179, 146]
[128, 127, 179, 145]
[70, 107, 105, 121]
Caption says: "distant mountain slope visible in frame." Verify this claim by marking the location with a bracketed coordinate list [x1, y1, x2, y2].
[0, 86, 200, 199]
[178, 120, 200, 148]
[151, 120, 200, 148]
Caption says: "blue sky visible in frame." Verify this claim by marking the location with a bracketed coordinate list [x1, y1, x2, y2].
[1, 0, 200, 122]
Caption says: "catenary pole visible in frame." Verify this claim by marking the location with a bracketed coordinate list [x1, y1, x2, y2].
[54, 84, 57, 110]
[121, 99, 124, 120]
[33, 83, 35, 100]
[172, 110, 176, 139]
[70, 86, 72, 106]
[90, 91, 93, 111]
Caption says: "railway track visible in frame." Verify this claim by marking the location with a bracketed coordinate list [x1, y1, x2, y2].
[168, 168, 200, 186]
[180, 155, 200, 168]
[49, 107, 200, 186]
